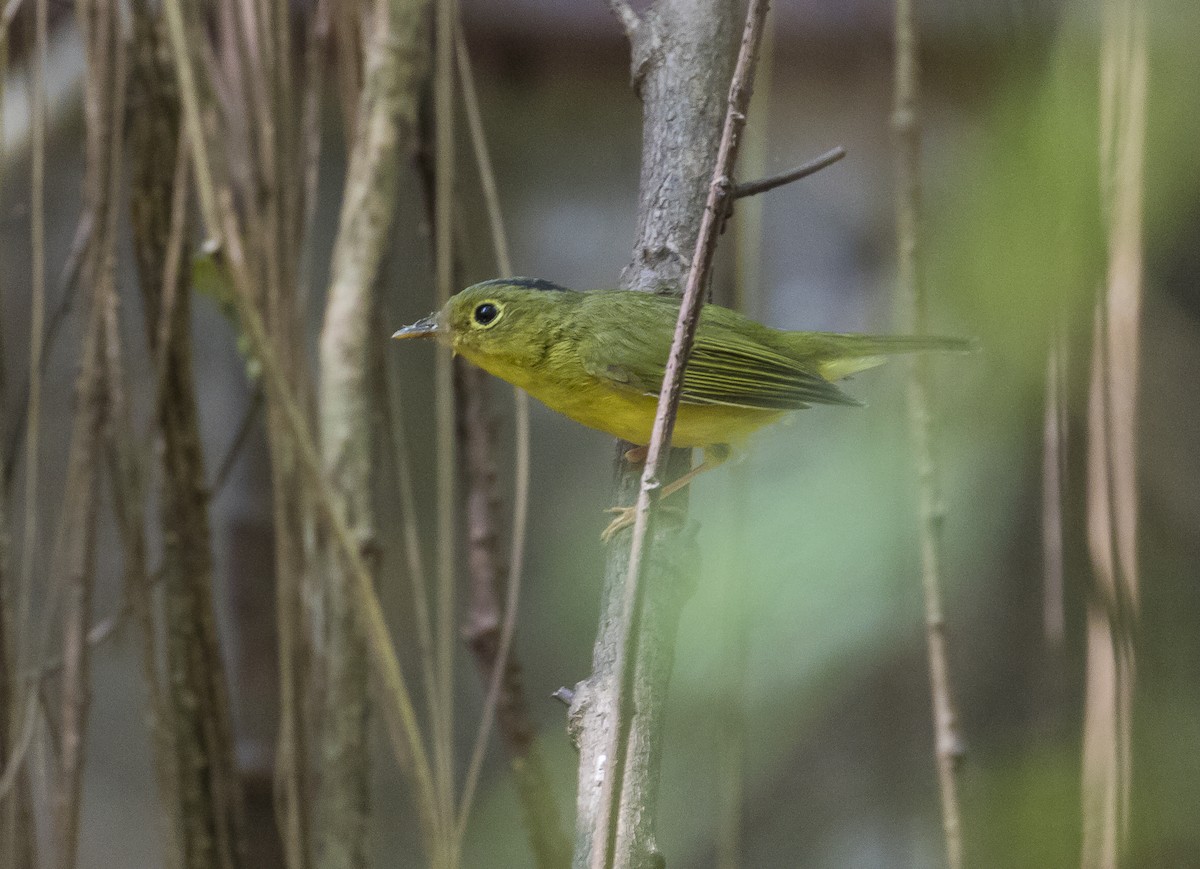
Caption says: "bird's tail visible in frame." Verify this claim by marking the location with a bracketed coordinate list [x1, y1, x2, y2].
[793, 333, 977, 381]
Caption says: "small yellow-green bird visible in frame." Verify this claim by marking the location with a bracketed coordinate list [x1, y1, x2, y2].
[393, 277, 972, 539]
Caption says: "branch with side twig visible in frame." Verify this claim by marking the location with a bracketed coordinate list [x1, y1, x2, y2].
[575, 2, 771, 866]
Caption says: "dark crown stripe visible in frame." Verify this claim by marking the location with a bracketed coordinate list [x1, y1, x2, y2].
[477, 276, 571, 293]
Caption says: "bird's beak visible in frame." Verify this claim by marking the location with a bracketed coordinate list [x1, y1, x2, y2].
[392, 315, 439, 340]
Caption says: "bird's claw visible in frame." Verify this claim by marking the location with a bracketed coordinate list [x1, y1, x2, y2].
[600, 504, 685, 542]
[601, 506, 637, 543]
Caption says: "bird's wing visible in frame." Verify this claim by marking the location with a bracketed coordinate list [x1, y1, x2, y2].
[580, 313, 860, 411]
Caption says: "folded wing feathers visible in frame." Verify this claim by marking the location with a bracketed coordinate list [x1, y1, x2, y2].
[679, 341, 860, 409]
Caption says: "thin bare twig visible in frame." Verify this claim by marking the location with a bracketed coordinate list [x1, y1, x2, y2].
[432, 0, 459, 857]
[380, 343, 438, 710]
[891, 0, 964, 865]
[4, 0, 49, 851]
[53, 1, 126, 861]
[718, 18, 774, 867]
[52, 293, 106, 869]
[589, 3, 772, 867]
[209, 388, 264, 495]
[732, 145, 845, 199]
[1, 213, 93, 494]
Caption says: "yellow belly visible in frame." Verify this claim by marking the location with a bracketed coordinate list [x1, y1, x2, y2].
[525, 369, 781, 447]
[460, 347, 785, 448]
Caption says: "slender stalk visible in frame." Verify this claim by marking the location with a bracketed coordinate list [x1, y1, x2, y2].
[432, 0, 458, 858]
[891, 0, 964, 865]
[717, 18, 773, 868]
[52, 290, 106, 869]
[451, 23, 565, 867]
[53, 0, 127, 862]
[732, 146, 844, 200]
[0, 30, 35, 869]
[381, 354, 439, 728]
[4, 0, 48, 853]
[1, 213, 92, 495]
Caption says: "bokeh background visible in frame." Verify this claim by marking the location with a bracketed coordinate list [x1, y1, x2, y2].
[1, 0, 1198, 866]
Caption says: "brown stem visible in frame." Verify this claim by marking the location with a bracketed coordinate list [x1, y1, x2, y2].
[53, 294, 106, 869]
[431, 0, 459, 854]
[52, 0, 129, 862]
[5, 0, 50, 854]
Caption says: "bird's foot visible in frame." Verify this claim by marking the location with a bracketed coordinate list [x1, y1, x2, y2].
[623, 445, 649, 464]
[600, 504, 684, 542]
[601, 506, 637, 542]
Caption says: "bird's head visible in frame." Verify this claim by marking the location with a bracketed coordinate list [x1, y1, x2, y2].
[392, 278, 576, 379]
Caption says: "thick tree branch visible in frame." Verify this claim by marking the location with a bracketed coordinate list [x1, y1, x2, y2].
[572, 2, 766, 867]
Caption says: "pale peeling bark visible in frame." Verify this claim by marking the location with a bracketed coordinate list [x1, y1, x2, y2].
[316, 0, 432, 866]
[569, 1, 738, 867]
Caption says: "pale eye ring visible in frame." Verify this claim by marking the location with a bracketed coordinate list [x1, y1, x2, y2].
[473, 303, 499, 325]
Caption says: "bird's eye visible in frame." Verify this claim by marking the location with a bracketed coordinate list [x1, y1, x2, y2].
[473, 303, 499, 326]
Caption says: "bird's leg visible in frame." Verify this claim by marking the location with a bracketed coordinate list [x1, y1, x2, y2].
[601, 444, 732, 542]
[659, 443, 731, 498]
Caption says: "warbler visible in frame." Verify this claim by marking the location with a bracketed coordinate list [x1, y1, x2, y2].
[393, 277, 972, 539]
